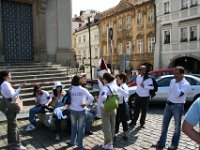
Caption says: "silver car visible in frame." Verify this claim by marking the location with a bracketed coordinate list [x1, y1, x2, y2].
[129, 75, 200, 103]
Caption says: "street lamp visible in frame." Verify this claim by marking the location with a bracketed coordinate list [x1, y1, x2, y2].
[87, 16, 92, 80]
[109, 27, 113, 73]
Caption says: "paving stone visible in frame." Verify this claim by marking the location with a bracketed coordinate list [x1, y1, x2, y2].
[0, 106, 199, 149]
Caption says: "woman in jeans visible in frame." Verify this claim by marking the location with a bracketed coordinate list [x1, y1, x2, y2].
[99, 73, 128, 150]
[0, 70, 26, 150]
[68, 75, 94, 149]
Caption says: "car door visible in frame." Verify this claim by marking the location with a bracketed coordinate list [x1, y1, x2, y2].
[184, 77, 200, 102]
[151, 77, 173, 102]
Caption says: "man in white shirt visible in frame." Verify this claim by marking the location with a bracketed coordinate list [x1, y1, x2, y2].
[129, 65, 154, 128]
[152, 66, 191, 150]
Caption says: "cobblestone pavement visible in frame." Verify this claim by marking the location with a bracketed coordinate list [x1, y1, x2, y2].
[0, 105, 199, 150]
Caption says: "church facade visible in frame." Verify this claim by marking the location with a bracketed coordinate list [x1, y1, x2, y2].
[0, 0, 75, 65]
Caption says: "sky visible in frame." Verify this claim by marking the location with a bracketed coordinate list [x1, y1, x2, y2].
[72, 0, 121, 16]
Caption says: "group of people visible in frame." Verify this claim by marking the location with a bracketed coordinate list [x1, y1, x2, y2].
[0, 64, 199, 150]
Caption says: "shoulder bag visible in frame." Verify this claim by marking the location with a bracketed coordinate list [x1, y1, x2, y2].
[104, 85, 119, 111]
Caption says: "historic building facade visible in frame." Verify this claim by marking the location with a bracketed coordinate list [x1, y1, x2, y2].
[0, 0, 74, 65]
[72, 12, 100, 79]
[154, 0, 200, 73]
[99, 0, 155, 72]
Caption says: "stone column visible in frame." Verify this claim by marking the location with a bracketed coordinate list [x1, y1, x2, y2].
[46, 0, 75, 65]
[56, 0, 75, 66]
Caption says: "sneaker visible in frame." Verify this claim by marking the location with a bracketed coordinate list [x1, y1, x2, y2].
[85, 131, 93, 135]
[151, 143, 164, 148]
[25, 124, 36, 132]
[103, 144, 113, 150]
[13, 144, 27, 150]
[168, 145, 177, 150]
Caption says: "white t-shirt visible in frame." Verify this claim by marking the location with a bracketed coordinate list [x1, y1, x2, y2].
[0, 81, 21, 99]
[136, 75, 153, 97]
[37, 90, 51, 105]
[70, 85, 94, 111]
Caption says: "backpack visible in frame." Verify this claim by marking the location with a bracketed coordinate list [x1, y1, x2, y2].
[143, 73, 158, 98]
[149, 77, 158, 98]
[62, 89, 71, 105]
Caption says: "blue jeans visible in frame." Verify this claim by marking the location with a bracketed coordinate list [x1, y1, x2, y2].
[70, 110, 86, 148]
[29, 105, 44, 125]
[157, 103, 184, 147]
[85, 108, 97, 132]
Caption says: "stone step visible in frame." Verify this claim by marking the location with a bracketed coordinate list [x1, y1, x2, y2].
[10, 76, 73, 85]
[12, 72, 68, 80]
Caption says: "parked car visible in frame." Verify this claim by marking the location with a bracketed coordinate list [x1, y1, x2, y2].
[128, 68, 175, 87]
[128, 74, 200, 104]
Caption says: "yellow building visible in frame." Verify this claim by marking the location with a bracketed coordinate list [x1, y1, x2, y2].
[99, 0, 155, 72]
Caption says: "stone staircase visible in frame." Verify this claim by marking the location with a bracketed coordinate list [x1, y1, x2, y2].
[0, 62, 80, 121]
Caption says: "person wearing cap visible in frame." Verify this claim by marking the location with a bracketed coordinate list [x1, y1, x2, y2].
[25, 85, 51, 132]
[49, 81, 70, 141]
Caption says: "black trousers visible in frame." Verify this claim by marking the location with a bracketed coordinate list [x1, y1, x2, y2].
[115, 103, 129, 133]
[131, 94, 149, 126]
[55, 109, 71, 136]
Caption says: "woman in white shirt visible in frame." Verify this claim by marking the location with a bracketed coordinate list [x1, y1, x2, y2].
[0, 70, 26, 150]
[68, 75, 94, 149]
[99, 73, 128, 150]
[115, 73, 129, 140]
[50, 81, 68, 141]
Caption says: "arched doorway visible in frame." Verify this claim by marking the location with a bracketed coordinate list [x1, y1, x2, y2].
[169, 56, 200, 74]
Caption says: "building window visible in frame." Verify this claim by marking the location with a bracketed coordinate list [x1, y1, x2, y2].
[102, 24, 106, 33]
[118, 18, 123, 31]
[191, 0, 198, 7]
[118, 43, 123, 55]
[182, 0, 188, 9]
[95, 48, 98, 58]
[126, 16, 131, 29]
[164, 30, 171, 44]
[109, 21, 113, 28]
[164, 2, 170, 14]
[148, 37, 155, 52]
[103, 45, 106, 56]
[83, 35, 86, 43]
[126, 41, 132, 55]
[180, 27, 188, 42]
[94, 33, 99, 40]
[137, 39, 143, 53]
[190, 26, 197, 41]
[83, 50, 86, 58]
[148, 10, 154, 24]
[79, 37, 81, 44]
[136, 13, 143, 26]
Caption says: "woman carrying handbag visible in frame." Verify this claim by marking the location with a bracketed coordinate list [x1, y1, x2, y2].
[0, 70, 26, 150]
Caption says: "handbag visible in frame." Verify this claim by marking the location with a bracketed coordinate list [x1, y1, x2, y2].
[10, 96, 23, 113]
[104, 85, 119, 111]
